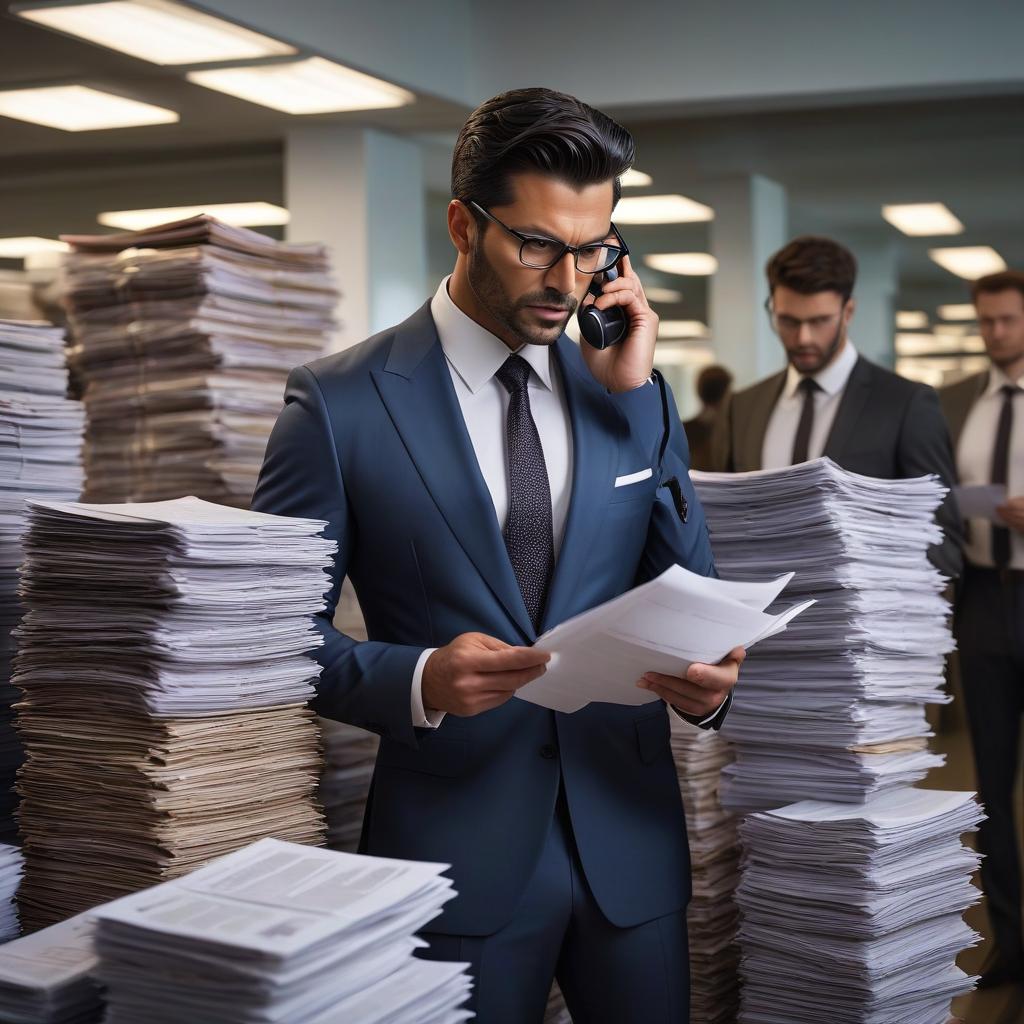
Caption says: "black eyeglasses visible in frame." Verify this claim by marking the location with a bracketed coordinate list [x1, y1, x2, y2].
[468, 200, 628, 274]
[764, 297, 846, 336]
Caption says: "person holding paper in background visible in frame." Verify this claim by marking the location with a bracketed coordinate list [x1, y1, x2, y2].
[252, 89, 742, 1023]
[939, 269, 1024, 991]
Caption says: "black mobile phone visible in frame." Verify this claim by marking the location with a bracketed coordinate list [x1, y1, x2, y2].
[577, 266, 628, 349]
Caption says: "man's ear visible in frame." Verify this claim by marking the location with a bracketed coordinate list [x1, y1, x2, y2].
[844, 297, 857, 325]
[448, 200, 475, 256]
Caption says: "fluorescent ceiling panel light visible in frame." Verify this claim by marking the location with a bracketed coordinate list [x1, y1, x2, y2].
[895, 310, 929, 329]
[0, 236, 70, 258]
[652, 343, 714, 367]
[643, 286, 684, 304]
[933, 323, 970, 337]
[0, 84, 177, 131]
[15, 0, 295, 66]
[643, 253, 718, 276]
[937, 303, 977, 321]
[929, 246, 1006, 280]
[614, 194, 713, 224]
[187, 56, 414, 114]
[659, 320, 709, 339]
[620, 168, 653, 188]
[98, 201, 289, 230]
[882, 202, 964, 236]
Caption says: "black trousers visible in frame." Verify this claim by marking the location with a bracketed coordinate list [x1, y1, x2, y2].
[955, 566, 1024, 966]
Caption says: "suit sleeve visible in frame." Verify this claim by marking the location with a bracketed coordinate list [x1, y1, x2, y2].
[627, 375, 731, 731]
[896, 384, 965, 580]
[251, 365, 426, 748]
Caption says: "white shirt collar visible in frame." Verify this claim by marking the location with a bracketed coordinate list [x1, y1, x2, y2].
[983, 363, 1024, 398]
[430, 276, 555, 394]
[783, 338, 859, 399]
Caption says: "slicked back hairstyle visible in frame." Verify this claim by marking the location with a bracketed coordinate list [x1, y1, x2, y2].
[767, 236, 858, 303]
[451, 88, 635, 219]
[971, 270, 1024, 305]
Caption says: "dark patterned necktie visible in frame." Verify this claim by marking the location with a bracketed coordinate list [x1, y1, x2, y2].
[496, 355, 554, 630]
[791, 376, 821, 465]
[991, 384, 1017, 569]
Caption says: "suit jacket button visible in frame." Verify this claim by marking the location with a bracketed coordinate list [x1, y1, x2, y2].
[540, 744, 558, 760]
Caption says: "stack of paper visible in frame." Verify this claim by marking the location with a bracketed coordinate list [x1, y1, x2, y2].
[0, 320, 83, 842]
[670, 721, 739, 1023]
[60, 216, 337, 508]
[0, 843, 22, 942]
[12, 497, 333, 931]
[735, 788, 983, 1023]
[0, 911, 100, 1022]
[319, 719, 378, 853]
[92, 837, 472, 1024]
[691, 458, 952, 811]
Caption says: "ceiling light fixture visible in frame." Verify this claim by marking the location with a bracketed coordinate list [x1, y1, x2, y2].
[0, 237, 71, 258]
[0, 84, 177, 131]
[929, 246, 1006, 280]
[895, 311, 929, 329]
[937, 303, 977, 321]
[97, 201, 289, 230]
[187, 57, 414, 114]
[882, 203, 964, 236]
[643, 253, 718, 276]
[614, 194, 714, 225]
[642, 286, 684, 304]
[658, 320, 710, 339]
[620, 168, 653, 188]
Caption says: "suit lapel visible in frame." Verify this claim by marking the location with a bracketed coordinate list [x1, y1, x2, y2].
[371, 304, 535, 641]
[947, 371, 989, 447]
[742, 373, 786, 470]
[823, 356, 872, 460]
[540, 336, 617, 633]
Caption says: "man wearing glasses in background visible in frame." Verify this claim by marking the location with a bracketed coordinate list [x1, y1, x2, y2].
[712, 235, 963, 578]
[253, 88, 741, 1023]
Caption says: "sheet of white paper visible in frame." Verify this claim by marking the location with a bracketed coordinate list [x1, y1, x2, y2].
[953, 483, 1007, 520]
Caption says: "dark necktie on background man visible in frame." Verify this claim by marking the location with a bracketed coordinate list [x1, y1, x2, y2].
[791, 376, 821, 465]
[991, 384, 1016, 568]
[497, 354, 554, 629]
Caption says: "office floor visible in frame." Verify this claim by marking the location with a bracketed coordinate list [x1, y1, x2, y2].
[926, 700, 1024, 1024]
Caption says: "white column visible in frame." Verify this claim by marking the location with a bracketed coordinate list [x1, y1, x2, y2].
[708, 175, 788, 388]
[285, 126, 428, 352]
[844, 231, 899, 369]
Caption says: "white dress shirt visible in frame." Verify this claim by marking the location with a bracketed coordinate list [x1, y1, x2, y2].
[761, 341, 859, 469]
[410, 277, 723, 728]
[956, 365, 1024, 569]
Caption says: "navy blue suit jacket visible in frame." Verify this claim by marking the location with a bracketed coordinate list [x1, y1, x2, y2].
[251, 302, 725, 936]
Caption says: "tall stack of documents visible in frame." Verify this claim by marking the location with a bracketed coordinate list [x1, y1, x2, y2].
[0, 320, 83, 841]
[0, 844, 22, 942]
[691, 458, 952, 812]
[92, 837, 472, 1024]
[735, 788, 983, 1023]
[60, 216, 336, 507]
[12, 497, 332, 931]
[0, 911, 100, 1022]
[670, 721, 739, 1024]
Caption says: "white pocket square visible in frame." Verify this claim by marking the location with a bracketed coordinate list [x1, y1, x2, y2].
[614, 468, 653, 487]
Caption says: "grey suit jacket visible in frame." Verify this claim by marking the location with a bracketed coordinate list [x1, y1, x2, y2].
[712, 355, 964, 578]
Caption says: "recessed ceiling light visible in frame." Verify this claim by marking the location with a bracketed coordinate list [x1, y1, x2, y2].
[895, 310, 929, 329]
[933, 323, 970, 337]
[882, 203, 964, 236]
[187, 57, 414, 114]
[643, 253, 718, 276]
[14, 0, 295, 66]
[937, 303, 977, 321]
[614, 195, 713, 224]
[929, 246, 1006, 280]
[0, 84, 177, 131]
[0, 236, 70, 258]
[620, 168, 653, 188]
[643, 286, 684, 304]
[659, 320, 709, 339]
[97, 201, 289, 231]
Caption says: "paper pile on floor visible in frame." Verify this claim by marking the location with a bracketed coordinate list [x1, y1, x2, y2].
[13, 497, 332, 930]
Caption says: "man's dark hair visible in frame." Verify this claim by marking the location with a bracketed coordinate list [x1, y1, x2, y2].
[971, 270, 1024, 305]
[696, 364, 733, 408]
[766, 236, 858, 303]
[451, 88, 635, 218]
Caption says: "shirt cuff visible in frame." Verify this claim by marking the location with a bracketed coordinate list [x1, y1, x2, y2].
[411, 647, 445, 728]
[670, 696, 728, 726]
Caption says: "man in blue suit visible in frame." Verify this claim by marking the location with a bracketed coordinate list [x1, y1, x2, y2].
[252, 88, 742, 1023]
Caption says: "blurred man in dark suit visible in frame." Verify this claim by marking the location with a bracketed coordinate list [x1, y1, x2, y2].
[712, 235, 962, 578]
[940, 269, 1024, 990]
[683, 364, 732, 472]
